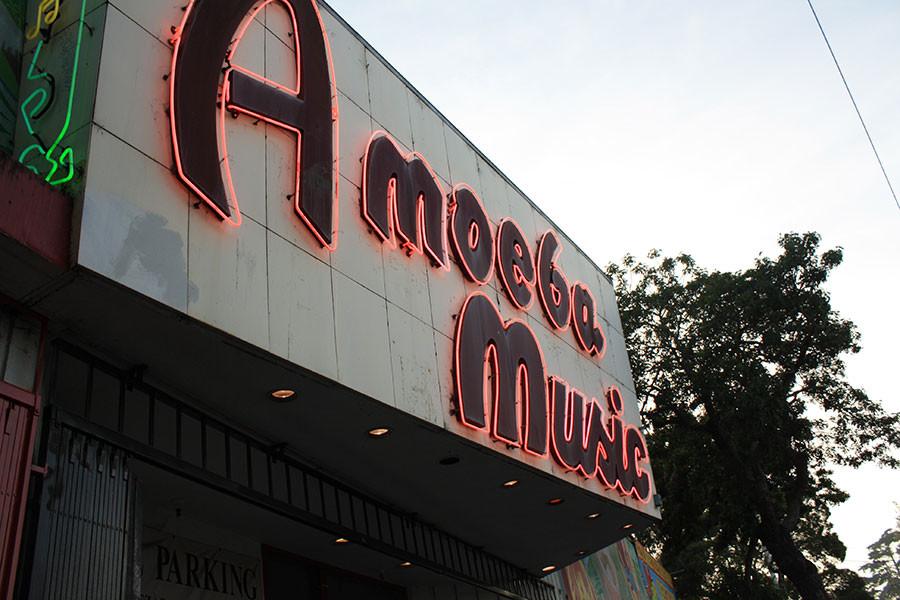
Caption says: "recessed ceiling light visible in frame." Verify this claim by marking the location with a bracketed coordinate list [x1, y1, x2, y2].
[541, 565, 556, 573]
[586, 512, 601, 519]
[502, 479, 519, 488]
[368, 427, 391, 437]
[400, 561, 413, 568]
[623, 523, 634, 530]
[334, 538, 349, 544]
[270, 389, 295, 401]
[576, 550, 588, 557]
[547, 497, 564, 506]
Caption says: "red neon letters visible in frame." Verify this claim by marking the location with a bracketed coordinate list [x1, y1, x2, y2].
[455, 293, 651, 503]
[449, 185, 494, 285]
[571, 281, 607, 358]
[361, 131, 449, 269]
[537, 231, 571, 331]
[169, 0, 338, 247]
[454, 292, 548, 455]
[548, 378, 651, 502]
[167, 6, 649, 499]
[361, 132, 610, 362]
[496, 218, 536, 310]
[356, 131, 651, 500]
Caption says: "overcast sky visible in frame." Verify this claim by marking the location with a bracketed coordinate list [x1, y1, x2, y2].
[325, 0, 899, 571]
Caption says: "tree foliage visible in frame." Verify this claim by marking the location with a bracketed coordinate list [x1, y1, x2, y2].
[607, 233, 899, 600]
[863, 511, 900, 599]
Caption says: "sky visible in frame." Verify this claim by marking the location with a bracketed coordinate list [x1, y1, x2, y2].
[326, 0, 900, 573]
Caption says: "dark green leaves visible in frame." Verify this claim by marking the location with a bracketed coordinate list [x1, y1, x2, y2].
[610, 232, 896, 599]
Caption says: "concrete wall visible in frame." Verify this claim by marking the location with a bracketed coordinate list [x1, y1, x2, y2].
[74, 0, 656, 517]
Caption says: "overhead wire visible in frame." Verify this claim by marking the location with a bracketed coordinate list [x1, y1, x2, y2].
[806, 0, 900, 212]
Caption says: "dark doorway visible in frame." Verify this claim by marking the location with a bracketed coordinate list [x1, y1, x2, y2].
[261, 547, 406, 600]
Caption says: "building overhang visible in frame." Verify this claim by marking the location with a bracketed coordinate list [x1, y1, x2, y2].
[1, 261, 656, 578]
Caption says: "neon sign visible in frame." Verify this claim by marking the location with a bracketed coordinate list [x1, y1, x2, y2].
[454, 292, 548, 454]
[361, 130, 449, 269]
[537, 231, 573, 331]
[26, 0, 60, 41]
[449, 185, 495, 285]
[550, 380, 651, 499]
[18, 0, 88, 187]
[361, 133, 648, 502]
[496, 218, 537, 311]
[167, 0, 651, 502]
[169, 0, 338, 246]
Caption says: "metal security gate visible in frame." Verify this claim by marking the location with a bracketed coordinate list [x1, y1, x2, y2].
[26, 423, 139, 600]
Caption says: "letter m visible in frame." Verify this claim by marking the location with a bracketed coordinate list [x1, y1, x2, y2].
[362, 131, 448, 268]
[453, 292, 548, 455]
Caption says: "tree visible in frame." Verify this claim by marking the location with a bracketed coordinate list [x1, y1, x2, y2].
[607, 233, 899, 600]
[863, 511, 900, 598]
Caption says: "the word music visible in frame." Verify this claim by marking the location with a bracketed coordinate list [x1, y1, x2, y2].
[361, 131, 651, 503]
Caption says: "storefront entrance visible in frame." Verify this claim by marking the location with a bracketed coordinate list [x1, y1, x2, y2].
[262, 548, 405, 600]
[19, 340, 554, 600]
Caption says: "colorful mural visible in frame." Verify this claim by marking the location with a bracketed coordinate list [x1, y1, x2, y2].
[0, 0, 24, 153]
[635, 542, 676, 600]
[558, 539, 676, 600]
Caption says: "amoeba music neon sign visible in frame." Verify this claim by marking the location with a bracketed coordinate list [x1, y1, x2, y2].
[168, 0, 652, 504]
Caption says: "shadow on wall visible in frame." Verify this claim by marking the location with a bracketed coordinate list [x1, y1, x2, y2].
[112, 212, 200, 308]
[0, 0, 24, 153]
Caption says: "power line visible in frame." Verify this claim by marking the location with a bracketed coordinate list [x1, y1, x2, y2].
[806, 0, 900, 213]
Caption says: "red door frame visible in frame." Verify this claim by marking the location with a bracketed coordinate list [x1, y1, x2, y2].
[0, 304, 46, 600]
